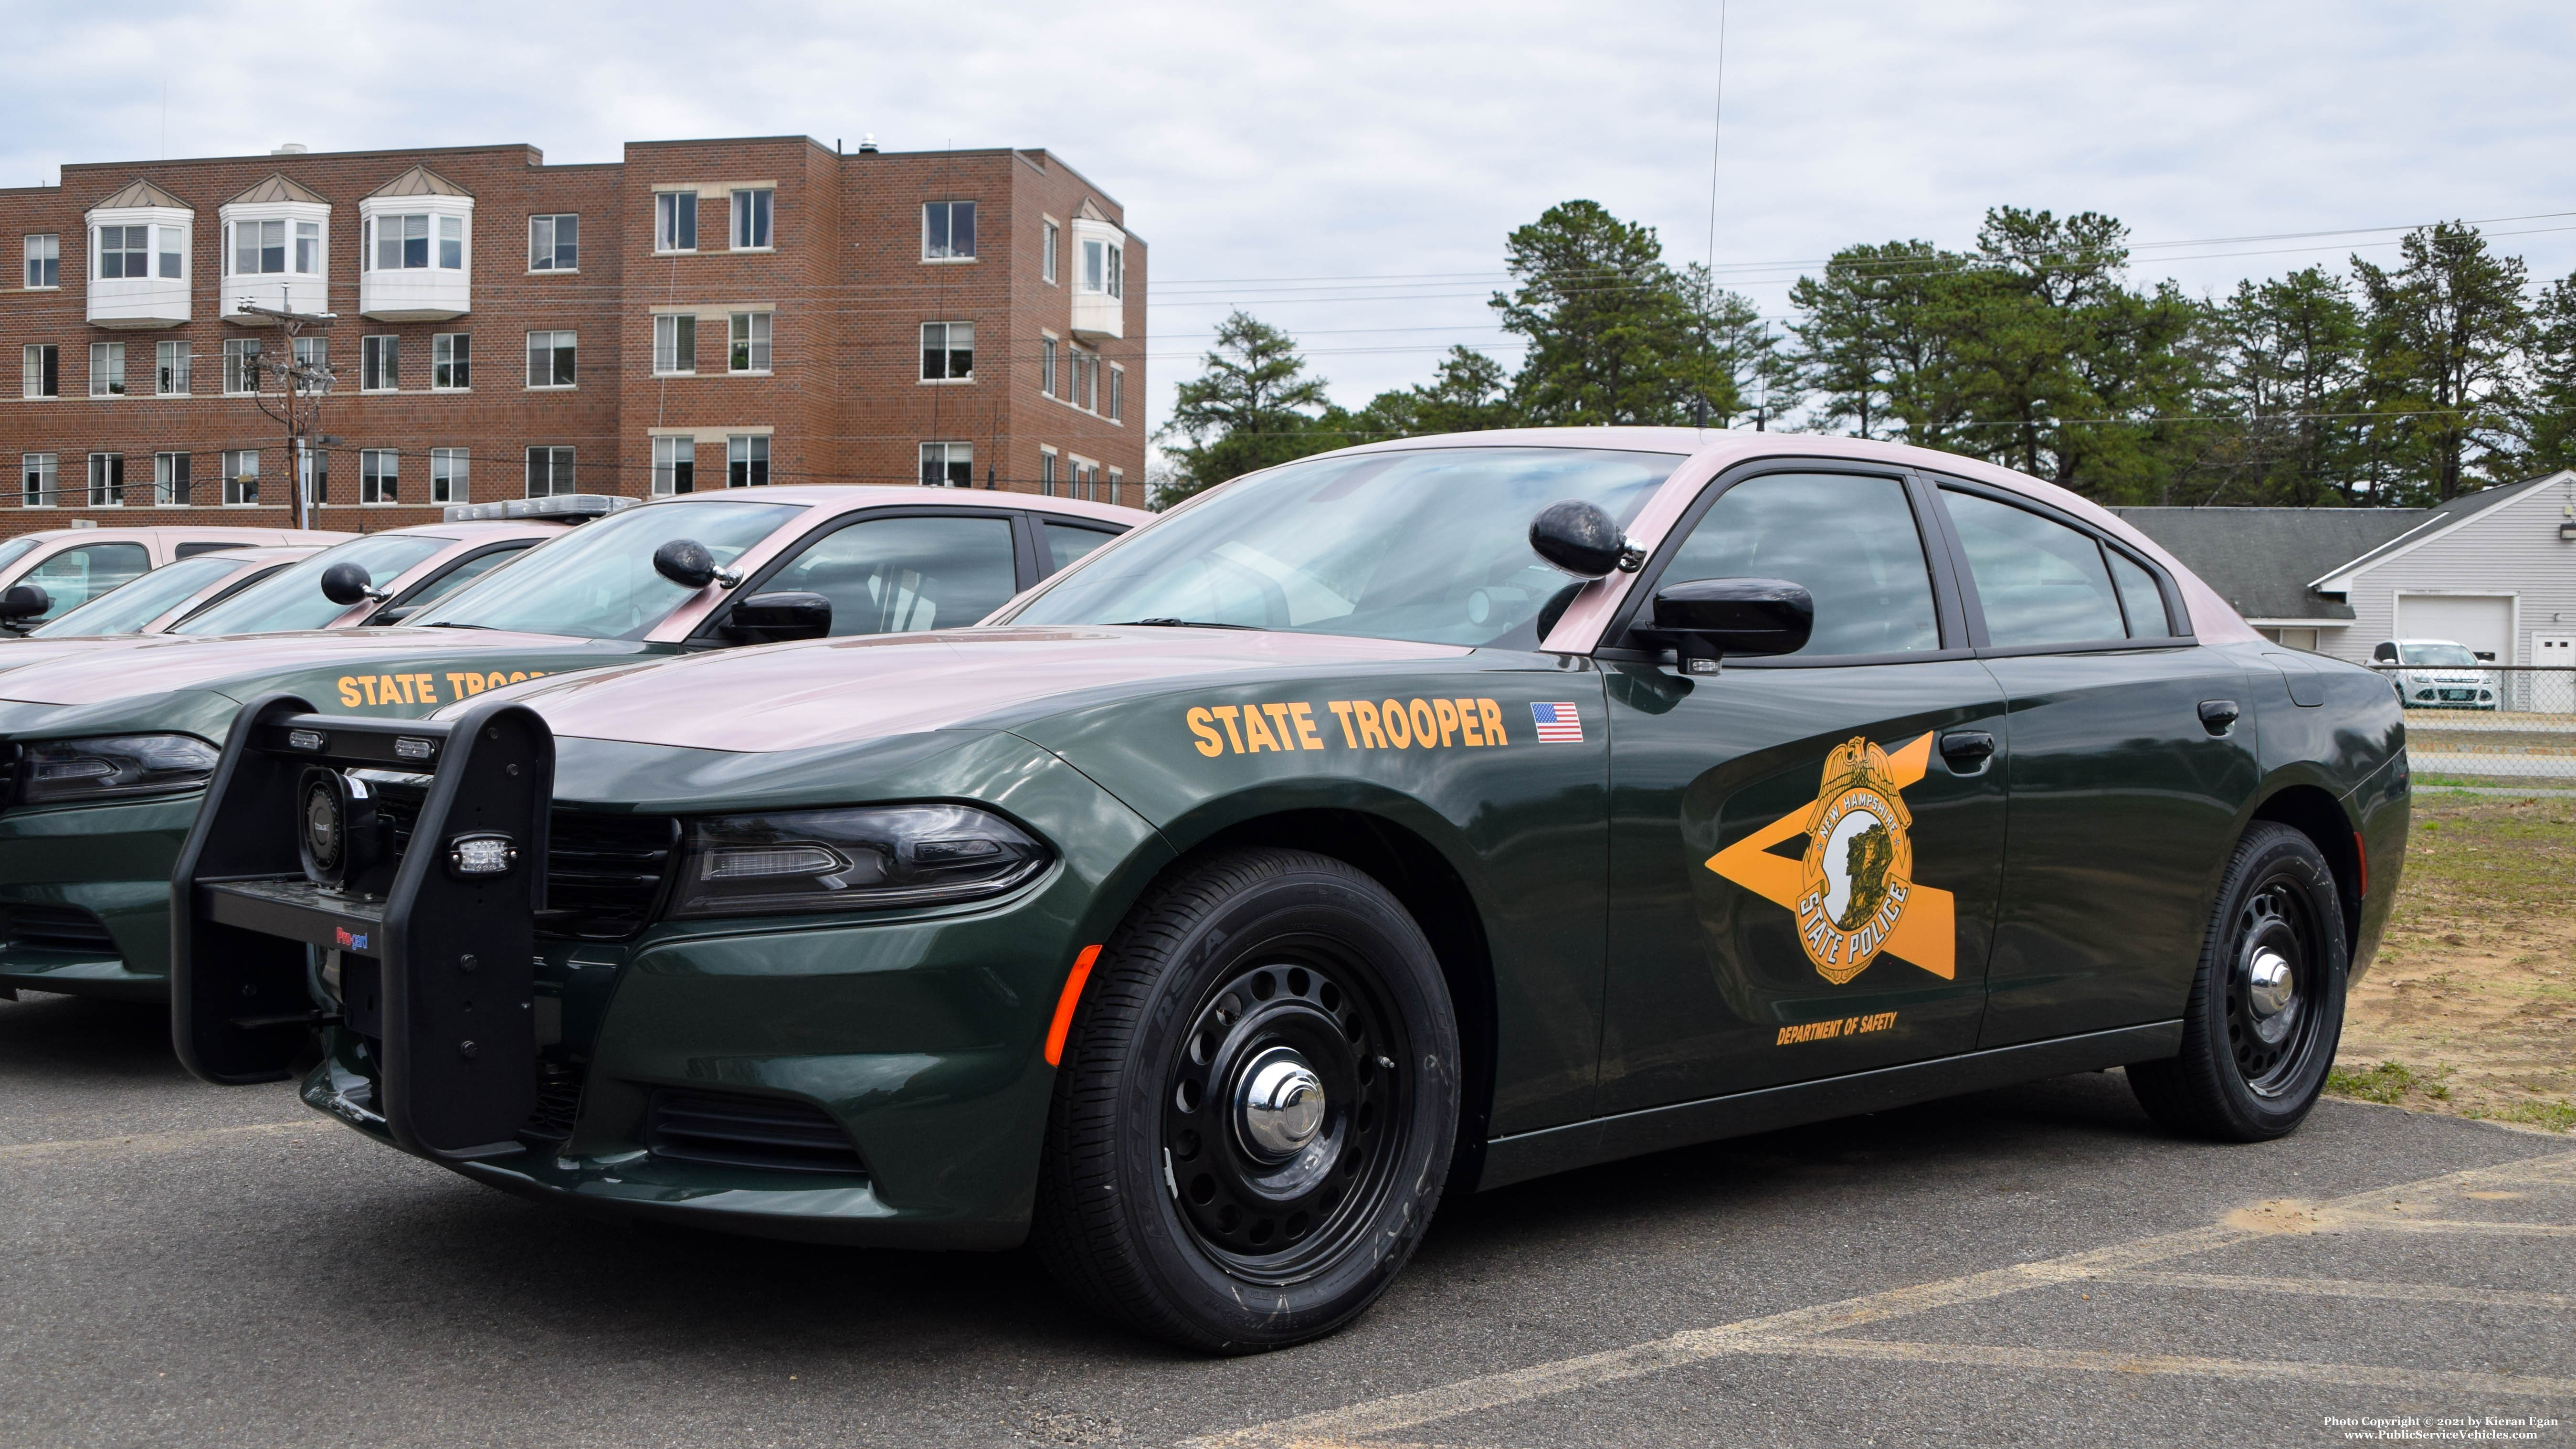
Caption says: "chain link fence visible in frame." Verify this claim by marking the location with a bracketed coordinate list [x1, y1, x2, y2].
[2374, 666, 2576, 788]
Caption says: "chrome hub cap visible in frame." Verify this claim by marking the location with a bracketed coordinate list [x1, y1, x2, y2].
[2246, 948, 2297, 1038]
[1235, 1047, 1326, 1161]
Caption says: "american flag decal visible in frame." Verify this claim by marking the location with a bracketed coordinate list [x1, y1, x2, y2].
[1530, 701, 1584, 743]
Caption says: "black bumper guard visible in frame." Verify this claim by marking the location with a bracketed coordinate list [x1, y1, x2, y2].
[172, 692, 554, 1160]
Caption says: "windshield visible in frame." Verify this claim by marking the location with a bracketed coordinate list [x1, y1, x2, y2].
[1009, 447, 1682, 646]
[0, 537, 41, 574]
[174, 533, 449, 635]
[412, 500, 801, 640]
[2403, 644, 2480, 667]
[32, 553, 248, 636]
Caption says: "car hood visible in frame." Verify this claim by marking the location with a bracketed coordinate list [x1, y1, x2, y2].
[0, 627, 591, 707]
[493, 627, 1472, 752]
[0, 635, 168, 675]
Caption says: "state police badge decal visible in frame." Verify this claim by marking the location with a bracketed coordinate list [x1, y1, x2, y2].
[1794, 737, 1915, 985]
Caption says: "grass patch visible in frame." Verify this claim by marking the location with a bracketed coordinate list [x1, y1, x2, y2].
[2327, 1060, 2450, 1105]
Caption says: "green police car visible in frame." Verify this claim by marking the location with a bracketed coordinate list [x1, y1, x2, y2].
[175, 429, 2407, 1353]
[0, 488, 1139, 1001]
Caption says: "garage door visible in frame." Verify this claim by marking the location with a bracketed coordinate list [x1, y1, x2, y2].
[2398, 594, 2513, 662]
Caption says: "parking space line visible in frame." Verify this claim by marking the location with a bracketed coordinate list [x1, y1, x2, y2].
[0, 1121, 308, 1161]
[2333, 1217, 2576, 1237]
[1181, 1149, 2576, 1449]
[1736, 1336, 2576, 1398]
[2097, 1269, 2576, 1311]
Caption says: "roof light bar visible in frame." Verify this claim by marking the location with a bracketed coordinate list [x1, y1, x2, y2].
[441, 494, 638, 524]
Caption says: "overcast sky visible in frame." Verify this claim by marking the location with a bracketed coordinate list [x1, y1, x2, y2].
[10, 0, 2572, 435]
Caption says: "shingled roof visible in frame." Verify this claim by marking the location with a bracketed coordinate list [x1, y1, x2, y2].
[369, 164, 469, 198]
[227, 174, 329, 206]
[2110, 507, 2424, 621]
[89, 178, 190, 211]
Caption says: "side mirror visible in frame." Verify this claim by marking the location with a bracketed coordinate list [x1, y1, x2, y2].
[2371, 643, 2397, 663]
[1638, 577, 1814, 674]
[654, 538, 739, 591]
[0, 582, 51, 622]
[724, 591, 833, 645]
[2473, 651, 2496, 662]
[319, 562, 380, 607]
[1529, 500, 1643, 579]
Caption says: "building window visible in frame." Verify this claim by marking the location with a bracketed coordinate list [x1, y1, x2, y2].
[654, 314, 697, 375]
[923, 201, 975, 260]
[360, 449, 400, 504]
[730, 189, 772, 249]
[529, 214, 578, 271]
[1107, 467, 1122, 507]
[1069, 346, 1096, 412]
[23, 234, 58, 288]
[727, 434, 768, 487]
[22, 453, 58, 507]
[728, 312, 770, 373]
[22, 344, 58, 399]
[95, 225, 149, 279]
[1042, 218, 1058, 285]
[920, 441, 972, 488]
[526, 331, 576, 388]
[368, 213, 462, 270]
[154, 452, 190, 506]
[222, 338, 262, 395]
[159, 227, 183, 278]
[87, 342, 125, 398]
[1109, 364, 1123, 422]
[230, 219, 286, 275]
[655, 191, 697, 253]
[293, 336, 327, 375]
[432, 333, 470, 390]
[300, 448, 329, 507]
[296, 221, 321, 274]
[651, 436, 697, 496]
[430, 447, 467, 505]
[1041, 336, 1057, 398]
[360, 335, 400, 392]
[920, 321, 973, 381]
[221, 449, 260, 506]
[157, 341, 190, 395]
[1082, 236, 1123, 298]
[1040, 448, 1057, 496]
[526, 445, 575, 497]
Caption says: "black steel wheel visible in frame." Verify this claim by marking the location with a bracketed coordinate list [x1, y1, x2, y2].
[1035, 847, 1459, 1353]
[2129, 822, 2348, 1142]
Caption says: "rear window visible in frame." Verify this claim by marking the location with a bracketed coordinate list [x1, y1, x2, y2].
[174, 533, 450, 635]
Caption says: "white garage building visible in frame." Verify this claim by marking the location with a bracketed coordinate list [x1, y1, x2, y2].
[2114, 469, 2576, 670]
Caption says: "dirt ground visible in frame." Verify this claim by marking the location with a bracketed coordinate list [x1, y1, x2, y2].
[2328, 790, 2576, 1132]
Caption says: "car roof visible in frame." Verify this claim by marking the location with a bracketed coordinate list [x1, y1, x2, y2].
[353, 519, 569, 543]
[630, 486, 1150, 529]
[3, 525, 349, 546]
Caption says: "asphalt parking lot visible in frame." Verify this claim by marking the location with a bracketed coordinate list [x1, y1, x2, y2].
[4, 990, 2570, 1449]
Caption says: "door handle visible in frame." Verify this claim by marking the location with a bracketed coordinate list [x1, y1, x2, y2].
[2197, 699, 2240, 735]
[1939, 730, 1996, 772]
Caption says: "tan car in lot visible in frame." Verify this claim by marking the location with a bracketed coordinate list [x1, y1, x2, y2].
[0, 526, 345, 631]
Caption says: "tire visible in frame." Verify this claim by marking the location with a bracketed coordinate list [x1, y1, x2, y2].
[1035, 847, 1461, 1353]
[2128, 822, 2348, 1142]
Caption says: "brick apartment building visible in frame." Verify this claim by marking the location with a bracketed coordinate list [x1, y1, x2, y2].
[0, 135, 1144, 537]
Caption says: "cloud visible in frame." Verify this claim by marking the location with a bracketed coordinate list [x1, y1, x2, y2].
[9, 0, 2572, 426]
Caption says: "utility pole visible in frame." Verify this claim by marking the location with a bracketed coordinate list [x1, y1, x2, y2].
[235, 295, 336, 530]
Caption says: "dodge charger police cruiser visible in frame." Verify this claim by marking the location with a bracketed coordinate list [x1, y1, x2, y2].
[173, 430, 2407, 1354]
[0, 488, 1140, 1000]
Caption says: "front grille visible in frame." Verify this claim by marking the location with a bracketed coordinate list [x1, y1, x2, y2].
[4, 903, 119, 957]
[525, 1060, 588, 1142]
[370, 781, 678, 941]
[641, 1089, 868, 1175]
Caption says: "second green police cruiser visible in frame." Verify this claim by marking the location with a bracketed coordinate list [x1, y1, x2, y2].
[0, 488, 1140, 1000]
[176, 430, 2407, 1353]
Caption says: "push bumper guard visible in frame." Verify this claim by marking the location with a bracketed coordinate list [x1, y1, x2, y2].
[172, 692, 553, 1160]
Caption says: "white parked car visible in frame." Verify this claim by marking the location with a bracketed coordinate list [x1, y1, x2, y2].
[2372, 638, 2500, 710]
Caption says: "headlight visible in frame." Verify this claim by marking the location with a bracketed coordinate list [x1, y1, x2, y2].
[17, 734, 221, 806]
[669, 804, 1050, 918]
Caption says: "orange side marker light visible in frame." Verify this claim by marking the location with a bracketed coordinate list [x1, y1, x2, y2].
[2353, 831, 2367, 900]
[1044, 944, 1104, 1067]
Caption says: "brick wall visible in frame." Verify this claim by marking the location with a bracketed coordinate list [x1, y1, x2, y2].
[0, 135, 1146, 539]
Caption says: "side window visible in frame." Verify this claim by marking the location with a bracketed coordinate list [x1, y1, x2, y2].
[2105, 549, 2173, 638]
[25, 542, 150, 618]
[399, 546, 529, 609]
[175, 542, 245, 559]
[1041, 521, 1117, 574]
[761, 515, 1019, 636]
[1654, 472, 1940, 658]
[1941, 489, 2135, 647]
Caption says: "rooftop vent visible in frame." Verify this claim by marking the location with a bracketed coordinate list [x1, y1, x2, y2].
[857, 134, 878, 153]
[273, 142, 307, 155]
